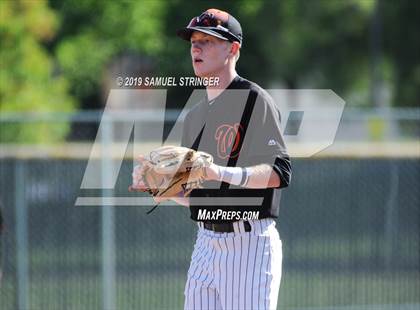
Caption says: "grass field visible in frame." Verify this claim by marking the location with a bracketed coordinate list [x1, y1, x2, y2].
[1, 232, 419, 309]
[1, 271, 419, 309]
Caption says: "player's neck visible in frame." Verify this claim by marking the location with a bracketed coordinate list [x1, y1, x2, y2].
[206, 68, 237, 101]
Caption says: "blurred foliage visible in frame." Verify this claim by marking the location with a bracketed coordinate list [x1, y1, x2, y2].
[381, 0, 420, 107]
[7, 0, 420, 107]
[50, 0, 166, 100]
[0, 0, 75, 143]
[0, 0, 419, 143]
[117, 0, 420, 108]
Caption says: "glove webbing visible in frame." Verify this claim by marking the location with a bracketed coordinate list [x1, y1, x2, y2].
[146, 173, 186, 214]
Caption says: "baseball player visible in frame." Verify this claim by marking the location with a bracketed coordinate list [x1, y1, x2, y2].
[132, 8, 291, 310]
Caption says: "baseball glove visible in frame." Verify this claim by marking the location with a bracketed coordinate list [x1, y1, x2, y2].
[129, 146, 213, 211]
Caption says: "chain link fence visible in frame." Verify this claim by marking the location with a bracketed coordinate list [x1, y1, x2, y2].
[0, 109, 419, 310]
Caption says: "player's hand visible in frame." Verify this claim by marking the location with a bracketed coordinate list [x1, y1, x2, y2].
[129, 156, 180, 206]
[129, 155, 148, 192]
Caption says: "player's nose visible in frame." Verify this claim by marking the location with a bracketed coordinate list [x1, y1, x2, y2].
[191, 42, 202, 54]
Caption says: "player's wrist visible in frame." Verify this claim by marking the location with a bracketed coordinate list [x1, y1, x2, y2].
[205, 163, 222, 181]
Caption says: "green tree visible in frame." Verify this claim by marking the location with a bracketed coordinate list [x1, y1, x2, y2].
[0, 0, 76, 143]
[382, 0, 420, 107]
[41, 0, 419, 112]
[50, 0, 166, 102]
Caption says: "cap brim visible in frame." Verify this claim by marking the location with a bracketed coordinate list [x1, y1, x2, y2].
[176, 27, 229, 42]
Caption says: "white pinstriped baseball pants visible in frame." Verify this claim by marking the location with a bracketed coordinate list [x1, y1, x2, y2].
[184, 219, 282, 310]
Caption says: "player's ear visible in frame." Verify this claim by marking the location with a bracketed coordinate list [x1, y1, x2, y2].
[230, 42, 240, 56]
[229, 42, 240, 61]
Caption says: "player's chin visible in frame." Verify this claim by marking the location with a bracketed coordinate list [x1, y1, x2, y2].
[193, 67, 208, 78]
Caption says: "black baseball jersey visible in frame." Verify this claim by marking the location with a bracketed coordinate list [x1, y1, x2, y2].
[181, 75, 292, 222]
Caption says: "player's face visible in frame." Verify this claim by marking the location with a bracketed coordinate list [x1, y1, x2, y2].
[190, 32, 231, 78]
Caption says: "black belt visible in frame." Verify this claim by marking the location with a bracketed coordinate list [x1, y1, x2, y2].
[203, 221, 251, 233]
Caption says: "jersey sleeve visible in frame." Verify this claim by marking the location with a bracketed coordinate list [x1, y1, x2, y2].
[239, 92, 292, 188]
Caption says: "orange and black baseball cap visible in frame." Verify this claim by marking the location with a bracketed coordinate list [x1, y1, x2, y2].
[177, 9, 243, 45]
